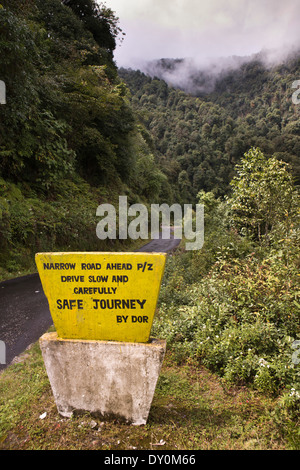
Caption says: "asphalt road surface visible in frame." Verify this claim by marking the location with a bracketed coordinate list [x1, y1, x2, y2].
[0, 233, 181, 370]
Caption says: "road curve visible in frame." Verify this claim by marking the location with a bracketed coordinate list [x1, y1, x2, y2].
[0, 234, 181, 370]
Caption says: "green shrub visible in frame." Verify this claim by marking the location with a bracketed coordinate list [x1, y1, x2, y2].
[153, 243, 300, 401]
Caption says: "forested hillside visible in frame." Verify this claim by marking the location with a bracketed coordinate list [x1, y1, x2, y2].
[0, 0, 299, 446]
[120, 54, 300, 437]
[119, 54, 300, 202]
[0, 0, 167, 278]
[1, 1, 299, 278]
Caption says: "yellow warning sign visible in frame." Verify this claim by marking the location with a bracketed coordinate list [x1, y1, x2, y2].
[35, 252, 166, 343]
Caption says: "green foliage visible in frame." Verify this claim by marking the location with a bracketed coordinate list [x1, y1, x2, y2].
[154, 236, 300, 401]
[62, 0, 123, 53]
[228, 147, 300, 245]
[120, 54, 300, 201]
[0, 1, 168, 275]
[0, 1, 156, 192]
[0, 177, 100, 270]
[153, 153, 300, 422]
[1, 110, 76, 188]
[0, 7, 39, 132]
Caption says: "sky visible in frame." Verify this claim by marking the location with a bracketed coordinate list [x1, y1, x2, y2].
[105, 0, 300, 69]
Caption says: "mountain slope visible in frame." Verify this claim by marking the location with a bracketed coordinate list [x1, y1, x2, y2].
[119, 53, 300, 201]
[0, 0, 168, 278]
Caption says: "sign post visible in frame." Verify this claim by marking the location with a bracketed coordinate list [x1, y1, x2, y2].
[37, 252, 167, 425]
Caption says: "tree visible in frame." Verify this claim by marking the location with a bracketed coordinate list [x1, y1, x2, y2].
[228, 147, 299, 245]
[61, 0, 123, 53]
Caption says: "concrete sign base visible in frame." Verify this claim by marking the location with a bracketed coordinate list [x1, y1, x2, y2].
[39, 332, 166, 425]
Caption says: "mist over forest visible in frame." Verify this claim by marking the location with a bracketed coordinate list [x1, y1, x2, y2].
[119, 48, 300, 202]
[135, 47, 300, 95]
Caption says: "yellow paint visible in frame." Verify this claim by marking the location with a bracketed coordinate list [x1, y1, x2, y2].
[35, 252, 166, 343]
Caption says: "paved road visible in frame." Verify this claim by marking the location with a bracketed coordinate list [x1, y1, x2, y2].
[135, 235, 181, 253]
[0, 273, 51, 371]
[0, 234, 180, 370]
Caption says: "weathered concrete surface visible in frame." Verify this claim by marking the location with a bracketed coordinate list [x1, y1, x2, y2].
[39, 332, 166, 425]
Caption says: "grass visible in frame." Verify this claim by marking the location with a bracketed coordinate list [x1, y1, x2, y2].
[0, 236, 148, 283]
[0, 335, 296, 450]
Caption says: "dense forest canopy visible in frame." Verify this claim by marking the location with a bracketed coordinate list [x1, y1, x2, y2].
[0, 0, 299, 274]
[119, 53, 300, 200]
[0, 0, 169, 276]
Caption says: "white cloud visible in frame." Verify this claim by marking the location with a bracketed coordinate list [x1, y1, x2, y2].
[106, 0, 300, 67]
